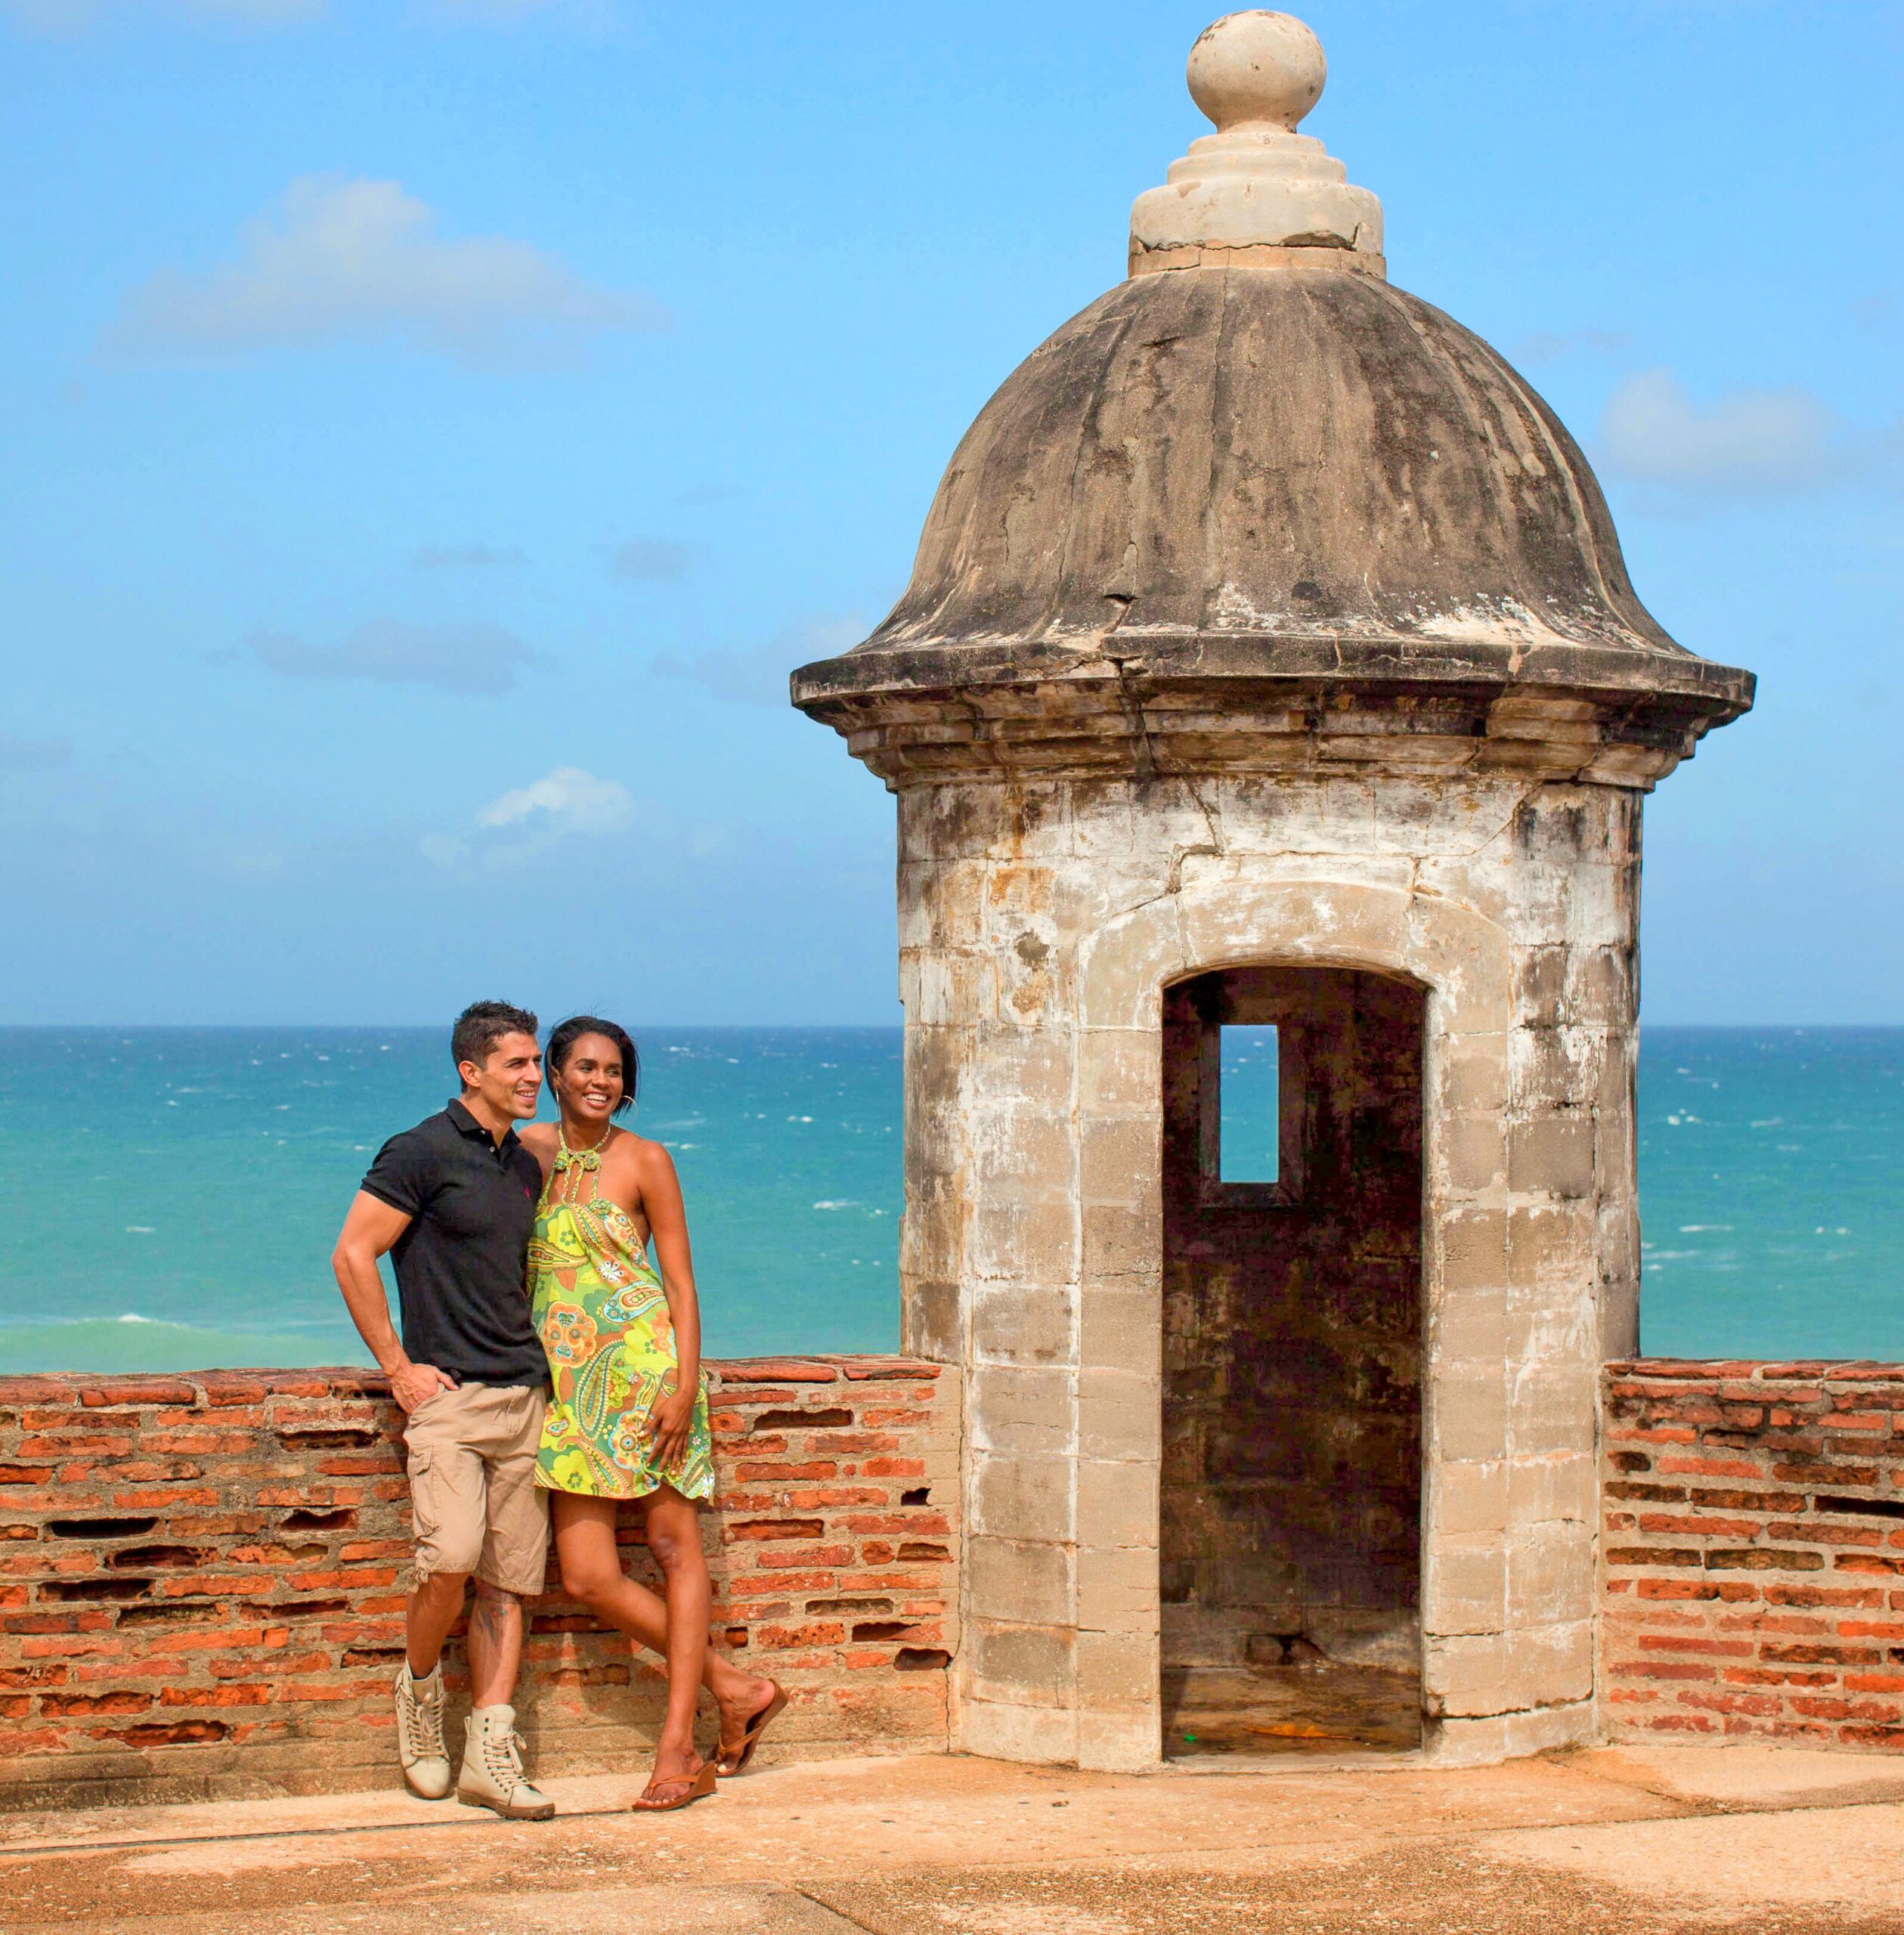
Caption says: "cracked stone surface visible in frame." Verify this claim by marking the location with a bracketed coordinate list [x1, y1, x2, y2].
[5, 1745, 1904, 1933]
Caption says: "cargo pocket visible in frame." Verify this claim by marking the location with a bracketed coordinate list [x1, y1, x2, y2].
[405, 1448, 442, 1584]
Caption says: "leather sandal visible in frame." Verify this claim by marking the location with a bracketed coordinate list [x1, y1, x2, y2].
[716, 1683, 788, 1778]
[631, 1758, 717, 1813]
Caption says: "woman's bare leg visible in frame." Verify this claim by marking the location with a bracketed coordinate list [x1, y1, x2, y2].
[639, 1485, 714, 1794]
[551, 1494, 774, 1769]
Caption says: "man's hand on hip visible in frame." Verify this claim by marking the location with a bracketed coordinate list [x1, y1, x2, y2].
[391, 1361, 459, 1415]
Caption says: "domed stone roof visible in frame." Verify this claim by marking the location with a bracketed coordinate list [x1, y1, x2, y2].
[793, 12, 1751, 779]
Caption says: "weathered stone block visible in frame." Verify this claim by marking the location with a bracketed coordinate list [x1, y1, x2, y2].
[967, 1620, 1075, 1706]
[916, 859, 988, 949]
[1506, 1114, 1595, 1197]
[1431, 1284, 1507, 1361]
[1425, 1698, 1593, 1764]
[1565, 946, 1633, 1027]
[971, 1107, 1076, 1190]
[1430, 1459, 1508, 1537]
[1441, 1111, 1506, 1194]
[972, 1450, 1074, 1545]
[1066, 779, 1136, 858]
[1432, 1033, 1508, 1115]
[1508, 1364, 1596, 1460]
[1506, 1520, 1594, 1627]
[1371, 776, 1503, 857]
[1507, 1026, 1595, 1114]
[1421, 1539, 1507, 1635]
[1429, 1621, 1593, 1722]
[1506, 1450, 1593, 1526]
[1079, 1116, 1159, 1209]
[1076, 1707, 1161, 1772]
[1184, 878, 1410, 977]
[1076, 1457, 1156, 1551]
[1076, 1629, 1156, 1709]
[969, 1365, 1074, 1457]
[1078, 1369, 1161, 1463]
[1077, 1285, 1162, 1377]
[1511, 946, 1568, 1029]
[967, 1536, 1073, 1626]
[1081, 1205, 1163, 1287]
[1079, 907, 1187, 1030]
[973, 1022, 1075, 1100]
[957, 1695, 1079, 1764]
[1437, 1206, 1508, 1294]
[1506, 1201, 1596, 1290]
[900, 1192, 964, 1284]
[900, 1277, 961, 1361]
[966, 1194, 1079, 1285]
[971, 1283, 1076, 1367]
[1079, 1029, 1158, 1113]
[1076, 1543, 1159, 1635]
[1429, 1360, 1508, 1464]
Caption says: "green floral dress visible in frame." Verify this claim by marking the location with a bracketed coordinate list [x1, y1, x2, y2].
[530, 1134, 714, 1501]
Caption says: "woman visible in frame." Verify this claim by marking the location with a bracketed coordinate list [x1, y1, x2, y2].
[519, 1014, 785, 1812]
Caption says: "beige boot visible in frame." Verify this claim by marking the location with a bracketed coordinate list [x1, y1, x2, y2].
[393, 1661, 453, 1800]
[458, 1704, 554, 1820]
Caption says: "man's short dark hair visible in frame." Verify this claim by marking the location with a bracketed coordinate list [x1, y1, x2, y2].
[452, 1001, 540, 1078]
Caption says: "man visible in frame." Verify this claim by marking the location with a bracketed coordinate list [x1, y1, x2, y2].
[332, 1000, 554, 1821]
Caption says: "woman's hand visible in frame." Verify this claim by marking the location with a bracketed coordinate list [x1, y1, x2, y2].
[646, 1385, 696, 1472]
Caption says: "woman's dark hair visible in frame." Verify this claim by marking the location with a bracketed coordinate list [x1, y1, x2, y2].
[545, 1015, 640, 1115]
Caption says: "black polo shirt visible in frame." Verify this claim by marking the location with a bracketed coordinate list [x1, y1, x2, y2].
[360, 1100, 547, 1388]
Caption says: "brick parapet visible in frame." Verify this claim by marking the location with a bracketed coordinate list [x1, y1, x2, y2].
[0, 1358, 959, 1810]
[1601, 1360, 1904, 1751]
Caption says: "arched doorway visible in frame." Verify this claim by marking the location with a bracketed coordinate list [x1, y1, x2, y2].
[1159, 965, 1425, 1756]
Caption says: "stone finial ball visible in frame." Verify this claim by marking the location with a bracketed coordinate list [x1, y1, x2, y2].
[1187, 11, 1327, 132]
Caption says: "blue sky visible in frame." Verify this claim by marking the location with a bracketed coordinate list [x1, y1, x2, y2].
[2, 0, 1899, 1026]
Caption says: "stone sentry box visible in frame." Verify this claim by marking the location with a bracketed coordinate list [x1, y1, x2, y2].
[794, 11, 1753, 1766]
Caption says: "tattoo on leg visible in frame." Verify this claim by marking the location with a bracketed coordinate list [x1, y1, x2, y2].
[471, 1585, 518, 1654]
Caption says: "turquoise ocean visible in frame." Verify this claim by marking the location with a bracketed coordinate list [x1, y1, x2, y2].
[0, 1026, 1898, 1374]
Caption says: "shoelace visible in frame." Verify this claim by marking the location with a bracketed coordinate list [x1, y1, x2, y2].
[481, 1726, 528, 1789]
[402, 1681, 447, 1760]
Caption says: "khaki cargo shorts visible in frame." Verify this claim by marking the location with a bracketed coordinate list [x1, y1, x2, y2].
[402, 1384, 550, 1597]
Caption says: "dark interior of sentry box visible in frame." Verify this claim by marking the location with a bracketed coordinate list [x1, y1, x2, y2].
[1160, 966, 1424, 1756]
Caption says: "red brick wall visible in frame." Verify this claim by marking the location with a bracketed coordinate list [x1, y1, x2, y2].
[0, 1358, 959, 1810]
[1602, 1361, 1904, 1748]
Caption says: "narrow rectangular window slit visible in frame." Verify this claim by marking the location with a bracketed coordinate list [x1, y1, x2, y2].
[1218, 1024, 1280, 1183]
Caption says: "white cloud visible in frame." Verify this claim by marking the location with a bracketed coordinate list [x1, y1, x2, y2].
[424, 765, 633, 869]
[104, 175, 664, 369]
[1598, 369, 1899, 500]
[652, 616, 863, 707]
[609, 537, 694, 582]
[477, 766, 632, 834]
[239, 619, 539, 694]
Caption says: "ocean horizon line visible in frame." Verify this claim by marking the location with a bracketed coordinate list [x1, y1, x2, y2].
[5, 1020, 1904, 1035]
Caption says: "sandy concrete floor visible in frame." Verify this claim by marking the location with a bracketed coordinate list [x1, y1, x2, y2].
[6, 1742, 1904, 1933]
[1163, 1660, 1423, 1754]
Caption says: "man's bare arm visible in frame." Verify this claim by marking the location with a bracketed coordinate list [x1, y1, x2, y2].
[331, 1191, 457, 1415]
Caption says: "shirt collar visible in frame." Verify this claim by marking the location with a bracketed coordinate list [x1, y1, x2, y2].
[446, 1097, 519, 1150]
